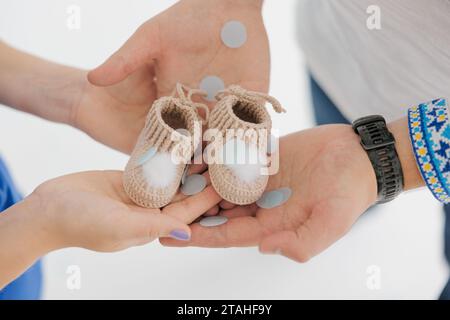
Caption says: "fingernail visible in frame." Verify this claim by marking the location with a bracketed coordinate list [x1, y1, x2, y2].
[169, 229, 191, 241]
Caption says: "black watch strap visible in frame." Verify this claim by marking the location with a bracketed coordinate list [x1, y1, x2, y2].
[352, 115, 404, 203]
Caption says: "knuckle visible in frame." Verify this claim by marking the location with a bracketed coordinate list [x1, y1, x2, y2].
[145, 218, 160, 239]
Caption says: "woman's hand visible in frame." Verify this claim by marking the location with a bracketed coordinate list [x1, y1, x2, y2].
[30, 170, 220, 252]
[0, 169, 220, 287]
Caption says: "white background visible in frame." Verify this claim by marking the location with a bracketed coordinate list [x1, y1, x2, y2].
[0, 0, 448, 299]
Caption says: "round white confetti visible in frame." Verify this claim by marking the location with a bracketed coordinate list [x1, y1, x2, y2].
[278, 187, 292, 202]
[256, 187, 292, 209]
[221, 20, 247, 48]
[200, 216, 228, 227]
[180, 174, 207, 196]
[199, 76, 225, 101]
[256, 190, 284, 209]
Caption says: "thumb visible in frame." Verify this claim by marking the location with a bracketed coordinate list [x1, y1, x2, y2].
[88, 20, 160, 86]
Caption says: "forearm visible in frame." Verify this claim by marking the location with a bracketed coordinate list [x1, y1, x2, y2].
[0, 196, 55, 289]
[0, 41, 85, 124]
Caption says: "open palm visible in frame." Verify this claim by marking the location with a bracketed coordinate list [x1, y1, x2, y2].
[34, 169, 221, 252]
[74, 0, 269, 154]
[161, 125, 378, 262]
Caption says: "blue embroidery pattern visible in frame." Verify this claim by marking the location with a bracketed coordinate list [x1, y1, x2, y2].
[408, 98, 450, 203]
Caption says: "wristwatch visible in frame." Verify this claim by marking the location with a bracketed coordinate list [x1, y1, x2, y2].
[352, 115, 404, 203]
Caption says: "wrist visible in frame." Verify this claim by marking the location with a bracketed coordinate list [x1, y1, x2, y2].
[0, 195, 62, 289]
[21, 193, 66, 254]
[0, 42, 85, 125]
[387, 117, 424, 191]
[344, 125, 379, 204]
[0, 195, 58, 265]
[41, 66, 87, 127]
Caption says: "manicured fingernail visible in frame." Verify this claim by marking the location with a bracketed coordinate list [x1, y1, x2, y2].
[169, 230, 191, 241]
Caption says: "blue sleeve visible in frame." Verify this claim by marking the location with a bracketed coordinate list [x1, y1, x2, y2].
[0, 156, 42, 300]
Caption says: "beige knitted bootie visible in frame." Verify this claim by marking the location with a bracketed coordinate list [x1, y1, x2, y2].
[207, 85, 286, 205]
[123, 84, 208, 208]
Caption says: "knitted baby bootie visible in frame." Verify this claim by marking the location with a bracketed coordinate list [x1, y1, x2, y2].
[123, 83, 208, 208]
[207, 85, 286, 205]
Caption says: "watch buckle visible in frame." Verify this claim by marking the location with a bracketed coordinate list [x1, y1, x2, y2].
[360, 132, 395, 151]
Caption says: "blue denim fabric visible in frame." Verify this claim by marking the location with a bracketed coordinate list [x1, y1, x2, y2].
[0, 157, 42, 300]
[440, 207, 450, 300]
[309, 75, 450, 300]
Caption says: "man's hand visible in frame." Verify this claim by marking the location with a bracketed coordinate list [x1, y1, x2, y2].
[77, 0, 269, 153]
[161, 120, 423, 262]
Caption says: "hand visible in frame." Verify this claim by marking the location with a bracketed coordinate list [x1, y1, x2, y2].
[0, 169, 220, 287]
[30, 170, 221, 252]
[75, 0, 269, 153]
[161, 125, 378, 261]
[162, 119, 423, 262]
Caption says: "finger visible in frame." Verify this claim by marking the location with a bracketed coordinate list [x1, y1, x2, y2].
[259, 200, 360, 262]
[219, 200, 236, 210]
[221, 204, 257, 219]
[160, 216, 264, 248]
[163, 185, 221, 224]
[188, 162, 208, 175]
[88, 20, 160, 86]
[204, 205, 219, 216]
[131, 209, 191, 243]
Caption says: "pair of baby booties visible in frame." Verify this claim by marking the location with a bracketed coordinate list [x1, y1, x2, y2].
[123, 83, 285, 208]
